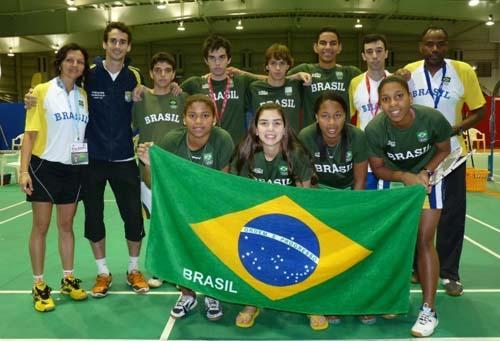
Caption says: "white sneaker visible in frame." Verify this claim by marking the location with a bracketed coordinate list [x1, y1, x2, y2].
[411, 303, 438, 337]
[147, 277, 164, 288]
[170, 294, 197, 319]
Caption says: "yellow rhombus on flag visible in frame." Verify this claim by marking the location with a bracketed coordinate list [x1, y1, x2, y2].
[190, 195, 372, 301]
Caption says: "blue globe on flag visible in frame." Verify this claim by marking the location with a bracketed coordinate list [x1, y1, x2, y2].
[238, 213, 320, 286]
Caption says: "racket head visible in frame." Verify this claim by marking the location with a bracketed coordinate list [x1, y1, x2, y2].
[429, 146, 463, 185]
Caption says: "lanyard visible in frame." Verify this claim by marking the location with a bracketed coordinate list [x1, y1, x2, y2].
[365, 73, 385, 117]
[423, 63, 447, 109]
[59, 77, 82, 142]
[207, 76, 231, 124]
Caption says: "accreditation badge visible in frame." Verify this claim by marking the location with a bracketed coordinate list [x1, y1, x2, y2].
[124, 91, 132, 102]
[71, 142, 89, 165]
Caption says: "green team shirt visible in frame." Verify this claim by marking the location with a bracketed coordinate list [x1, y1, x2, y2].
[299, 123, 368, 189]
[181, 74, 257, 145]
[132, 91, 186, 143]
[248, 79, 303, 132]
[157, 126, 234, 170]
[288, 63, 361, 126]
[365, 104, 452, 174]
[132, 91, 187, 180]
[230, 149, 313, 186]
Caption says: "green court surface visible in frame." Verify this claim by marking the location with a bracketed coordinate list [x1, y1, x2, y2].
[0, 153, 499, 340]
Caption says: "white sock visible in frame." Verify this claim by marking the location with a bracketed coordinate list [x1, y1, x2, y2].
[128, 256, 139, 273]
[96, 258, 110, 275]
[33, 274, 44, 284]
[63, 269, 74, 278]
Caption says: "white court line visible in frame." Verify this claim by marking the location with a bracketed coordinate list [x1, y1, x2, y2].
[172, 339, 500, 341]
[159, 317, 177, 341]
[465, 235, 500, 259]
[2, 289, 500, 295]
[0, 337, 500, 341]
[0, 201, 25, 212]
[0, 290, 181, 295]
[0, 210, 31, 225]
[467, 214, 500, 233]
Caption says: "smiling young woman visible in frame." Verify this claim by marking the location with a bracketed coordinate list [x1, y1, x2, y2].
[365, 75, 452, 337]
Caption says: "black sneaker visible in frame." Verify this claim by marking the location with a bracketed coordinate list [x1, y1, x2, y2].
[170, 294, 197, 319]
[441, 278, 463, 296]
[204, 296, 223, 320]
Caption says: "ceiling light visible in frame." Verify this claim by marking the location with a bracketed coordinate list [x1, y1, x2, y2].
[157, 1, 167, 9]
[7, 47, 14, 57]
[177, 21, 186, 31]
[354, 19, 363, 29]
[468, 0, 479, 6]
[486, 14, 494, 26]
[67, 0, 78, 11]
[236, 19, 243, 30]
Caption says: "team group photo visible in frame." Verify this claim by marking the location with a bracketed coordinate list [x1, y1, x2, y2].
[0, 1, 498, 340]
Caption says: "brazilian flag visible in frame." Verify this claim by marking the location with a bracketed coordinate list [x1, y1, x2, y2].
[146, 146, 425, 315]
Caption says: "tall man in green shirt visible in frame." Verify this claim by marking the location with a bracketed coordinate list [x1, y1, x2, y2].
[181, 34, 259, 145]
[289, 27, 361, 127]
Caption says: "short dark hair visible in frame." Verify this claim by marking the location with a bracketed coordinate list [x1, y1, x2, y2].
[184, 94, 216, 118]
[54, 43, 90, 82]
[362, 34, 388, 52]
[202, 34, 232, 60]
[315, 27, 341, 44]
[377, 75, 410, 98]
[103, 21, 132, 43]
[150, 52, 176, 71]
[421, 26, 448, 40]
[265, 43, 294, 68]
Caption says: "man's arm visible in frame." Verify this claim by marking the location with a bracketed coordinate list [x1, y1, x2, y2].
[226, 67, 266, 81]
[453, 106, 485, 136]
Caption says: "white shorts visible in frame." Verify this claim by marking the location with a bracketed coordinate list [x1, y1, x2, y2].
[140, 181, 152, 214]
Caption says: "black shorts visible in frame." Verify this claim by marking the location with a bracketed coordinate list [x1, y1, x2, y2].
[27, 155, 83, 204]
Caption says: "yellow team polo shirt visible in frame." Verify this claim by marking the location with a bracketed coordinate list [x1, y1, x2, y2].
[405, 59, 486, 152]
[25, 77, 89, 165]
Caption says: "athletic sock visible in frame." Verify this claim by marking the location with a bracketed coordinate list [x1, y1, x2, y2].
[63, 269, 74, 278]
[128, 256, 139, 273]
[33, 274, 44, 284]
[95, 258, 110, 275]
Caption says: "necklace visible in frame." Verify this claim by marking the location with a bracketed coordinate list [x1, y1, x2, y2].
[325, 142, 341, 168]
